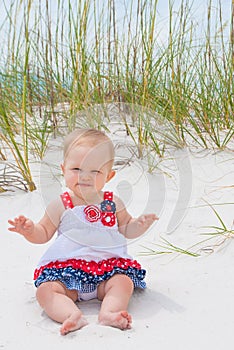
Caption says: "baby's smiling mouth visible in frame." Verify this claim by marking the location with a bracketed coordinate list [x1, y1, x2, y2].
[78, 183, 92, 187]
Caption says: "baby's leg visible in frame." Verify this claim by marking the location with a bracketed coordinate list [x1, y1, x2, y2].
[97, 274, 134, 330]
[36, 281, 88, 335]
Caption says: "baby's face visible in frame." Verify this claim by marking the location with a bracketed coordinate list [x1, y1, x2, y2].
[61, 144, 115, 200]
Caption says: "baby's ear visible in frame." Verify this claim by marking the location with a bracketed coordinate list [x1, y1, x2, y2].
[107, 170, 116, 182]
[60, 164, 65, 174]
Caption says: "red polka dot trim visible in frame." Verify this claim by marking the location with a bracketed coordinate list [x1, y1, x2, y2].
[101, 191, 116, 226]
[34, 257, 142, 280]
[101, 212, 116, 227]
[60, 192, 74, 209]
[60, 191, 117, 227]
[104, 191, 113, 201]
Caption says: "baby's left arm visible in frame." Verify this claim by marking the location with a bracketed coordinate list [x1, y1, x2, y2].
[123, 214, 158, 239]
[115, 196, 158, 239]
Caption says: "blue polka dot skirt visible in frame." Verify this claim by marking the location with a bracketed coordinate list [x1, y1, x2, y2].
[34, 257, 146, 293]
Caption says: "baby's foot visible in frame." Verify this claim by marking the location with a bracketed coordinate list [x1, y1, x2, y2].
[99, 311, 132, 330]
[60, 312, 88, 335]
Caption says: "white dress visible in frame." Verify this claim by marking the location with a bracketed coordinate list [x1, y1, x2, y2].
[34, 191, 146, 293]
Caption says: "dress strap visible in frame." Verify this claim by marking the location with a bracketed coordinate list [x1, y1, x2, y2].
[103, 191, 113, 201]
[60, 192, 74, 209]
[60, 192, 113, 210]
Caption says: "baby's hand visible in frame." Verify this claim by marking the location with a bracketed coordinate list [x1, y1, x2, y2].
[136, 213, 158, 230]
[8, 215, 34, 237]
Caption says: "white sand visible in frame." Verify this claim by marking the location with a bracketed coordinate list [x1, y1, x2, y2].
[1, 146, 234, 349]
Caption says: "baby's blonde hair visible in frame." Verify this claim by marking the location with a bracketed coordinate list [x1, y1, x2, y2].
[63, 128, 115, 167]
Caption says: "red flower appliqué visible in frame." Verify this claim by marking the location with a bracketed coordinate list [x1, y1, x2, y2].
[83, 192, 116, 226]
[101, 212, 116, 227]
[84, 205, 101, 222]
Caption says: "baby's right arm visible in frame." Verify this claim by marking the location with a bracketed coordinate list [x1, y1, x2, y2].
[8, 197, 65, 244]
[8, 215, 50, 243]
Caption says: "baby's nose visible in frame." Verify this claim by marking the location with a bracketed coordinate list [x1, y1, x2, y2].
[79, 170, 91, 179]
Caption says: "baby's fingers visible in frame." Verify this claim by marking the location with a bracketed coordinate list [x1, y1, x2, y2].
[8, 227, 18, 232]
[8, 219, 16, 226]
[137, 215, 158, 228]
[17, 215, 28, 223]
[144, 214, 158, 222]
[8, 215, 28, 230]
[151, 214, 159, 222]
[9, 216, 25, 224]
[8, 220, 19, 232]
[137, 216, 146, 225]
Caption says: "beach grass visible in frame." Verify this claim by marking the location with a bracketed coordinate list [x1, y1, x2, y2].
[139, 236, 200, 257]
[0, 0, 233, 190]
[201, 201, 234, 240]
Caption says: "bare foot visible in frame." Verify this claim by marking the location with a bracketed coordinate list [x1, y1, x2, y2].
[60, 312, 88, 335]
[99, 311, 132, 330]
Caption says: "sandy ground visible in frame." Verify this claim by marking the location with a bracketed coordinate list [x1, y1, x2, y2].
[0, 146, 234, 350]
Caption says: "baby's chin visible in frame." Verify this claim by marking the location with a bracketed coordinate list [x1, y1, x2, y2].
[74, 186, 100, 198]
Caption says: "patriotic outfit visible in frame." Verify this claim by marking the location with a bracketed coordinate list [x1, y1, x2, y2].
[34, 191, 146, 300]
